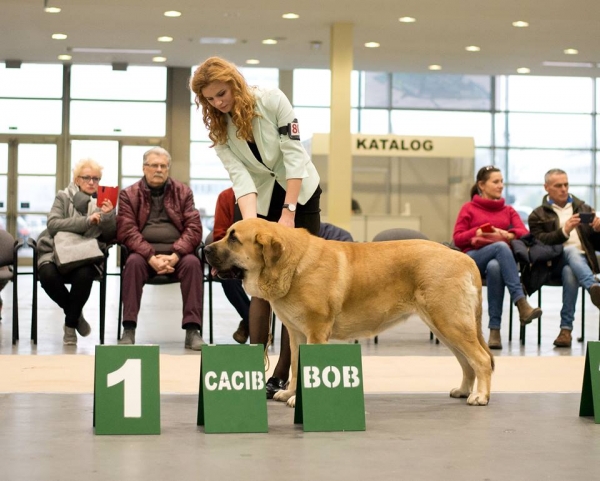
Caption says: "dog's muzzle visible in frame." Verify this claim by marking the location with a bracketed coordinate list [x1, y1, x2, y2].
[204, 244, 245, 280]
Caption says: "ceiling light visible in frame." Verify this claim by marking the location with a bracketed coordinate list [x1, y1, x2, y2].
[57, 54, 72, 61]
[399, 17, 416, 23]
[152, 56, 167, 63]
[428, 64, 442, 71]
[246, 59, 260, 65]
[282, 13, 299, 19]
[512, 21, 529, 27]
[465, 46, 480, 52]
[516, 67, 530, 74]
[52, 33, 67, 40]
[44, 7, 61, 13]
[262, 39, 278, 45]
[164, 11, 181, 17]
[365, 42, 380, 48]
[157, 36, 173, 43]
[70, 47, 161, 54]
[564, 48, 578, 55]
[542, 61, 593, 68]
[199, 37, 237, 45]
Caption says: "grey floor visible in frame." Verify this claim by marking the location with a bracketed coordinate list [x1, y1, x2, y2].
[1, 265, 600, 480]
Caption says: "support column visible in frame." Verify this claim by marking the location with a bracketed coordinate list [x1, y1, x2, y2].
[166, 67, 191, 184]
[328, 23, 353, 230]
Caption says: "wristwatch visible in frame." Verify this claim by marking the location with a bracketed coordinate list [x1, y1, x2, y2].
[283, 203, 297, 212]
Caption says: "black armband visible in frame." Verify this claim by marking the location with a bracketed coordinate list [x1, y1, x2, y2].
[278, 119, 301, 140]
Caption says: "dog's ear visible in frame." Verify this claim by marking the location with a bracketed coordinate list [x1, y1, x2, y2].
[256, 232, 284, 268]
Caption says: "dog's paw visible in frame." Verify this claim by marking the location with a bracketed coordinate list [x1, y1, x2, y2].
[466, 392, 489, 406]
[286, 395, 296, 408]
[273, 389, 295, 403]
[449, 388, 470, 399]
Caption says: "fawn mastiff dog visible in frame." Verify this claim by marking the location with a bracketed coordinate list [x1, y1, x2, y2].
[204, 218, 494, 407]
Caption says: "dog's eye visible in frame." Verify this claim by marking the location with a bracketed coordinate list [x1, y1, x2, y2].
[228, 232, 238, 244]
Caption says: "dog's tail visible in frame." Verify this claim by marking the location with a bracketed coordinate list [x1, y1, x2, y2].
[474, 275, 495, 372]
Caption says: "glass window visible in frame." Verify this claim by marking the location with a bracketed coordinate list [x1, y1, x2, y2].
[359, 109, 389, 134]
[390, 110, 492, 146]
[191, 179, 232, 219]
[0, 63, 63, 98]
[0, 99, 62, 134]
[71, 65, 167, 101]
[507, 113, 592, 149]
[293, 107, 330, 139]
[239, 67, 279, 89]
[122, 145, 155, 177]
[190, 105, 210, 142]
[70, 100, 166, 136]
[494, 113, 507, 147]
[361, 72, 390, 108]
[293, 69, 331, 107]
[18, 144, 57, 175]
[506, 149, 592, 184]
[0, 175, 6, 212]
[70, 140, 119, 186]
[190, 142, 229, 179]
[507, 76, 593, 113]
[351, 70, 360, 107]
[391, 74, 491, 110]
[351, 108, 359, 133]
[18, 176, 57, 212]
[0, 143, 7, 173]
[475, 148, 494, 174]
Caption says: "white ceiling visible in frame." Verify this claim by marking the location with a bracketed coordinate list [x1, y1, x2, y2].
[2, 0, 600, 77]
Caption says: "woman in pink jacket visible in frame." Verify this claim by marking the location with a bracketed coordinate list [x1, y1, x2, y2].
[453, 165, 541, 349]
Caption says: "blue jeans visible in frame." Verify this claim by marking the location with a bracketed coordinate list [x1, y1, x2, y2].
[559, 245, 598, 330]
[468, 242, 525, 329]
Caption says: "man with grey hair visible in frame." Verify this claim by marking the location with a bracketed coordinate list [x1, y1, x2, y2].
[117, 147, 205, 349]
[528, 168, 600, 347]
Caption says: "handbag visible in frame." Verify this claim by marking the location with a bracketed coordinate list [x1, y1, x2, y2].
[470, 233, 509, 249]
[53, 231, 104, 274]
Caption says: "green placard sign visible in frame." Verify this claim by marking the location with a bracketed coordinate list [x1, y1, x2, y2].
[94, 345, 161, 435]
[294, 344, 366, 432]
[197, 344, 268, 433]
[579, 341, 600, 423]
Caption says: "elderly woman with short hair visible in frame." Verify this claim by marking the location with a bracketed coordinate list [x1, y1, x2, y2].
[36, 158, 116, 345]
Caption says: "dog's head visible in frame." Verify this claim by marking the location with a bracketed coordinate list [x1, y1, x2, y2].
[204, 219, 291, 296]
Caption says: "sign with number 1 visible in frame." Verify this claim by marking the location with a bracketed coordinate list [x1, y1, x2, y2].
[94, 345, 161, 435]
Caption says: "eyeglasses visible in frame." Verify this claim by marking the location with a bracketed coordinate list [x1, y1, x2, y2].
[79, 176, 101, 183]
[144, 163, 169, 170]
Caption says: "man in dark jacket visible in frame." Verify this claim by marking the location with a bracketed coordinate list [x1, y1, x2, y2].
[116, 147, 204, 350]
[528, 168, 600, 347]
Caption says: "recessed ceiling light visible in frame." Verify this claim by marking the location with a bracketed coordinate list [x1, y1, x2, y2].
[399, 17, 416, 23]
[164, 11, 181, 17]
[44, 7, 61, 13]
[152, 56, 167, 63]
[262, 39, 278, 45]
[52, 33, 68, 40]
[71, 47, 161, 54]
[282, 13, 299, 19]
[564, 48, 578, 55]
[516, 67, 530, 74]
[199, 37, 237, 45]
[246, 59, 260, 65]
[465, 46, 480, 52]
[57, 54, 71, 61]
[157, 36, 173, 43]
[365, 42, 380, 48]
[428, 64, 442, 71]
[512, 21, 529, 27]
[542, 61, 593, 68]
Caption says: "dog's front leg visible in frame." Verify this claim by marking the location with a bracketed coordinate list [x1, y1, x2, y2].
[273, 328, 304, 407]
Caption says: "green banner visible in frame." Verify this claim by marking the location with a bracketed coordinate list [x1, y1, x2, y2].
[197, 344, 268, 433]
[94, 345, 161, 435]
[294, 344, 366, 432]
[579, 341, 600, 423]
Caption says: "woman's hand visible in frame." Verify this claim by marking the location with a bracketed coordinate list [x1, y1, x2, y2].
[88, 212, 102, 225]
[100, 199, 114, 214]
[494, 228, 514, 241]
[278, 209, 295, 228]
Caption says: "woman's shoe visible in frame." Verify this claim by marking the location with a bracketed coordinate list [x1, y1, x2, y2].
[488, 329, 502, 349]
[515, 297, 542, 325]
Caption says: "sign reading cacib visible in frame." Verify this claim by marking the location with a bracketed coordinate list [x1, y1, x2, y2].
[579, 341, 600, 423]
[355, 137, 434, 152]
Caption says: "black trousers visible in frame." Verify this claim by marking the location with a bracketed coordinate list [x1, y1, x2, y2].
[220, 278, 250, 324]
[39, 262, 96, 328]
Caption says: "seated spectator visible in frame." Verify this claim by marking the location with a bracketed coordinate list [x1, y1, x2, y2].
[528, 168, 600, 348]
[35, 158, 116, 345]
[116, 147, 204, 350]
[453, 165, 541, 349]
[319, 222, 353, 242]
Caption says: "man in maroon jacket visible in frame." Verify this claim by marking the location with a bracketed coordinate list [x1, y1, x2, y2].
[116, 147, 204, 350]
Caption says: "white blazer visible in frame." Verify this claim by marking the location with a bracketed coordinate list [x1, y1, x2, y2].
[214, 87, 320, 216]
